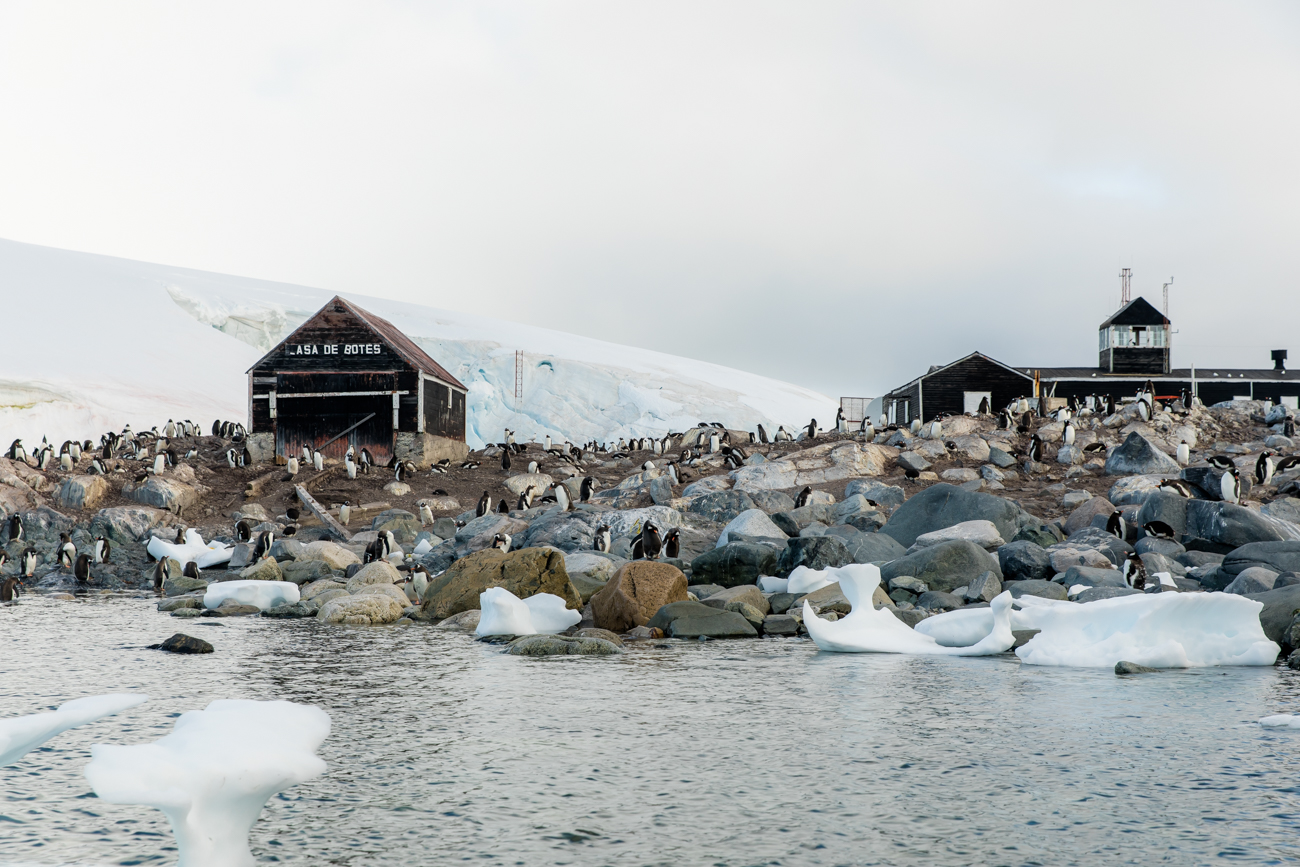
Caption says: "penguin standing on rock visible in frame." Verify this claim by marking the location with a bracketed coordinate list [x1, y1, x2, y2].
[339, 501, 352, 527]
[807, 419, 818, 440]
[153, 558, 167, 592]
[795, 486, 812, 508]
[1121, 552, 1147, 590]
[555, 483, 572, 512]
[476, 491, 492, 518]
[93, 536, 111, 564]
[580, 476, 596, 503]
[74, 553, 91, 584]
[253, 530, 274, 561]
[1027, 435, 1043, 464]
[1256, 451, 1276, 485]
[419, 501, 434, 525]
[1221, 468, 1241, 505]
[58, 534, 76, 569]
[1207, 455, 1235, 470]
[1176, 441, 1190, 466]
[1106, 510, 1127, 541]
[21, 547, 38, 577]
[8, 514, 22, 542]
[1062, 422, 1075, 446]
[502, 449, 511, 471]
[492, 533, 511, 552]
[664, 528, 680, 559]
[594, 525, 611, 553]
[757, 424, 769, 444]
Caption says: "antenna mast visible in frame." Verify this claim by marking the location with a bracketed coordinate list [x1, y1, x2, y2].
[1120, 268, 1132, 306]
[1162, 277, 1173, 318]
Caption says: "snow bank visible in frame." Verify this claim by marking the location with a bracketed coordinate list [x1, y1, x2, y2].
[1015, 592, 1279, 668]
[475, 587, 581, 636]
[204, 580, 300, 611]
[85, 699, 330, 867]
[0, 238, 832, 449]
[1, 694, 149, 766]
[804, 564, 1015, 656]
[147, 529, 233, 569]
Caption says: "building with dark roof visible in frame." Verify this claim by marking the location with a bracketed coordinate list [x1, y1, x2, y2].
[880, 296, 1297, 424]
[245, 296, 468, 467]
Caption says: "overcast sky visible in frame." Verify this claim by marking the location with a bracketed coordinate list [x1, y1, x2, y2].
[1, 2, 1298, 398]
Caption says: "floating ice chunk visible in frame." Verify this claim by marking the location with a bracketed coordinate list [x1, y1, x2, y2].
[804, 564, 1015, 656]
[1259, 715, 1300, 728]
[147, 529, 233, 569]
[475, 588, 581, 636]
[1, 694, 149, 766]
[85, 699, 330, 867]
[757, 575, 788, 593]
[203, 580, 300, 611]
[412, 538, 433, 556]
[914, 595, 1072, 647]
[786, 565, 840, 595]
[1016, 592, 1279, 668]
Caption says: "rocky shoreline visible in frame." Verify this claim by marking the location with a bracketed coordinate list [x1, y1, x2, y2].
[5, 399, 1300, 664]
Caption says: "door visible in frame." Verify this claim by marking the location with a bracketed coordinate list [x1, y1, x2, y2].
[964, 391, 992, 415]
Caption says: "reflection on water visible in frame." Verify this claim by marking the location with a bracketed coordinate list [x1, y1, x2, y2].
[4, 593, 1300, 866]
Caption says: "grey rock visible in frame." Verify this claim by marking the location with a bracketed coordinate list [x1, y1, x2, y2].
[915, 590, 964, 611]
[763, 614, 800, 635]
[156, 633, 213, 654]
[799, 582, 854, 615]
[518, 512, 595, 552]
[1262, 498, 1300, 526]
[880, 483, 1039, 549]
[157, 596, 200, 611]
[1076, 586, 1142, 603]
[1180, 466, 1239, 502]
[1057, 565, 1127, 589]
[505, 635, 623, 656]
[89, 506, 167, 544]
[171, 607, 203, 618]
[689, 542, 779, 588]
[1185, 500, 1298, 550]
[1063, 496, 1116, 536]
[987, 446, 1017, 469]
[843, 480, 905, 513]
[1011, 628, 1040, 649]
[371, 510, 422, 545]
[646, 600, 758, 638]
[888, 575, 928, 594]
[1107, 475, 1167, 506]
[767, 592, 798, 614]
[1005, 579, 1068, 601]
[1062, 527, 1134, 566]
[648, 476, 676, 506]
[1013, 526, 1062, 547]
[897, 452, 932, 473]
[161, 573, 205, 597]
[1177, 550, 1223, 569]
[964, 570, 1002, 603]
[261, 601, 312, 618]
[1115, 660, 1159, 674]
[771, 504, 836, 537]
[689, 583, 726, 600]
[1139, 551, 1186, 577]
[1057, 445, 1084, 466]
[681, 476, 733, 497]
[833, 494, 884, 525]
[1224, 566, 1281, 595]
[1135, 537, 1185, 558]
[1221, 541, 1300, 580]
[998, 540, 1053, 582]
[455, 514, 532, 557]
[281, 559, 336, 585]
[432, 517, 458, 539]
[749, 491, 797, 514]
[1104, 432, 1182, 475]
[777, 536, 853, 577]
[688, 491, 758, 524]
[1242, 584, 1300, 644]
[1276, 572, 1300, 589]
[880, 539, 1002, 594]
[700, 584, 770, 615]
[980, 464, 1005, 482]
[127, 477, 199, 514]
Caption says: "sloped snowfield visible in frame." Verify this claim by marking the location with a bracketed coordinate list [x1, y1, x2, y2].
[0, 239, 832, 448]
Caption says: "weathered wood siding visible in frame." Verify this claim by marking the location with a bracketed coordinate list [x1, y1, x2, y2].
[919, 357, 1033, 420]
[423, 380, 465, 439]
[1102, 347, 1169, 375]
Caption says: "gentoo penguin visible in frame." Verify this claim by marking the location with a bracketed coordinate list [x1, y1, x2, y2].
[460, 460, 481, 470]
[641, 461, 655, 471]
[516, 486, 534, 511]
[664, 528, 680, 559]
[226, 448, 238, 468]
[795, 486, 812, 508]
[1121, 552, 1147, 590]
[639, 522, 662, 560]
[1083, 442, 1107, 454]
[1143, 520, 1176, 540]
[183, 561, 202, 581]
[1276, 455, 1300, 474]
[497, 499, 510, 514]
[757, 423, 769, 444]
[165, 420, 176, 438]
[313, 449, 324, 472]
[1062, 422, 1075, 446]
[419, 501, 434, 525]
[93, 536, 111, 564]
[910, 418, 922, 436]
[545, 435, 552, 451]
[152, 557, 167, 592]
[492, 533, 511, 552]
[501, 448, 512, 471]
[998, 410, 1012, 431]
[253, 530, 274, 561]
[527, 460, 539, 474]
[235, 519, 253, 542]
[807, 419, 818, 440]
[0, 576, 20, 603]
[555, 483, 572, 512]
[7, 438, 25, 461]
[406, 565, 430, 603]
[1106, 395, 1117, 416]
[1158, 479, 1195, 498]
[594, 525, 611, 553]
[1027, 435, 1043, 464]
[1283, 417, 1296, 438]
[73, 552, 91, 584]
[1207, 455, 1235, 470]
[476, 491, 492, 518]
[1016, 398, 1029, 414]
[90, 457, 107, 475]
[978, 395, 991, 415]
[861, 418, 875, 440]
[709, 432, 720, 453]
[928, 418, 943, 440]
[364, 536, 385, 564]
[152, 453, 166, 475]
[580, 476, 596, 503]
[21, 547, 38, 577]
[60, 451, 73, 472]
[1256, 451, 1276, 485]
[395, 461, 410, 482]
[343, 448, 356, 479]
[1176, 441, 1190, 466]
[7, 514, 22, 542]
[339, 500, 352, 527]
[360, 448, 374, 473]
[1221, 468, 1241, 504]
[1106, 510, 1127, 541]
[58, 533, 75, 569]
[1137, 398, 1151, 422]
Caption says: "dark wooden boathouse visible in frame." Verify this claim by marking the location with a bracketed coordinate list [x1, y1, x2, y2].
[244, 296, 468, 466]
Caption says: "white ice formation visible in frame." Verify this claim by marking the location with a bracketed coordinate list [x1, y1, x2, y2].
[1259, 715, 1300, 728]
[1013, 592, 1279, 668]
[475, 587, 582, 637]
[803, 564, 1015, 656]
[757, 575, 788, 593]
[203, 580, 300, 611]
[0, 238, 832, 449]
[0, 694, 149, 766]
[85, 699, 330, 867]
[147, 529, 233, 569]
[786, 564, 841, 596]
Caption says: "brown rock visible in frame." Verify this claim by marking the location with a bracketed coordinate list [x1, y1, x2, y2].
[1063, 496, 1116, 536]
[419, 547, 580, 620]
[590, 561, 689, 633]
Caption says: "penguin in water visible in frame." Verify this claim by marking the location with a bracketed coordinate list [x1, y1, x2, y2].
[21, 547, 38, 578]
[74, 552, 91, 584]
[580, 476, 596, 503]
[58, 534, 76, 569]
[794, 486, 812, 508]
[593, 525, 611, 553]
[1221, 468, 1241, 505]
[0, 575, 21, 603]
[339, 501, 352, 527]
[492, 533, 511, 552]
[93, 536, 111, 564]
[476, 491, 492, 518]
[1121, 552, 1147, 590]
[664, 528, 680, 559]
[1256, 451, 1276, 485]
[7, 514, 22, 542]
[1176, 441, 1190, 466]
[1106, 510, 1127, 541]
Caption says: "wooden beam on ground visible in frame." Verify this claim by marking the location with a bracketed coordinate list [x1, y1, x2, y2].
[243, 469, 281, 500]
[295, 483, 351, 542]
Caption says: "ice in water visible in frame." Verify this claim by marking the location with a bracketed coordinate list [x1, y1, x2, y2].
[85, 699, 330, 867]
[476, 587, 581, 636]
[0, 694, 149, 766]
[203, 580, 300, 610]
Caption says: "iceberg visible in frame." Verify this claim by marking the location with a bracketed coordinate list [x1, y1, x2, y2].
[0, 694, 149, 766]
[914, 595, 1072, 647]
[803, 564, 1015, 656]
[85, 699, 330, 867]
[475, 587, 581, 637]
[786, 564, 845, 595]
[1259, 715, 1300, 728]
[757, 575, 788, 593]
[1015, 592, 1279, 668]
[203, 580, 300, 611]
[147, 529, 233, 569]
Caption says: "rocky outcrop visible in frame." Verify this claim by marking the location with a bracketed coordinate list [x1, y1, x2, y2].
[420, 547, 580, 620]
[1104, 432, 1181, 476]
[296, 541, 361, 570]
[880, 484, 1038, 548]
[55, 475, 108, 511]
[880, 540, 1002, 594]
[777, 536, 852, 577]
[590, 561, 689, 633]
[728, 442, 897, 492]
[316, 593, 406, 625]
[690, 542, 780, 588]
[645, 600, 758, 638]
[505, 635, 622, 656]
[125, 477, 199, 514]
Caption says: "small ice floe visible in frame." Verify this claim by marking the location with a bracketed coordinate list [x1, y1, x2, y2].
[1259, 715, 1300, 728]
[203, 580, 300, 611]
[1, 694, 149, 766]
[475, 588, 581, 637]
[147, 529, 233, 569]
[757, 575, 788, 593]
[804, 564, 1015, 656]
[85, 699, 330, 867]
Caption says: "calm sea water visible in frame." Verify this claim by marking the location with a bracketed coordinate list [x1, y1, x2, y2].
[3, 593, 1300, 867]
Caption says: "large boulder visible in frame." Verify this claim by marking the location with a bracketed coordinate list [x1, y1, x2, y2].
[1243, 584, 1300, 644]
[126, 477, 199, 514]
[1221, 542, 1300, 581]
[771, 504, 836, 537]
[296, 541, 361, 570]
[1063, 496, 1116, 536]
[600, 506, 683, 538]
[717, 509, 786, 547]
[420, 547, 580, 619]
[998, 540, 1053, 582]
[822, 525, 907, 563]
[1184, 501, 1300, 550]
[912, 520, 1004, 551]
[880, 539, 1002, 594]
[948, 436, 990, 463]
[1224, 567, 1281, 595]
[690, 542, 780, 588]
[590, 561, 689, 633]
[505, 635, 622, 656]
[345, 560, 402, 592]
[371, 510, 422, 545]
[89, 506, 168, 544]
[750, 491, 796, 514]
[239, 557, 284, 582]
[843, 480, 905, 513]
[563, 552, 619, 602]
[504, 472, 554, 497]
[1055, 565, 1126, 589]
[55, 475, 109, 511]
[1135, 491, 1189, 539]
[1106, 475, 1166, 506]
[880, 483, 1038, 548]
[455, 514, 532, 557]
[281, 559, 335, 585]
[688, 491, 758, 524]
[317, 593, 406, 625]
[645, 600, 758, 638]
[777, 536, 853, 577]
[1104, 432, 1181, 475]
[519, 513, 596, 552]
[728, 441, 896, 492]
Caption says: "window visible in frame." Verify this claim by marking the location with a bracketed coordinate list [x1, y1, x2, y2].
[1104, 324, 1167, 348]
[1283, 396, 1299, 410]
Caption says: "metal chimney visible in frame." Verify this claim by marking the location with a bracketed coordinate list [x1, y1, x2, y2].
[1272, 349, 1288, 372]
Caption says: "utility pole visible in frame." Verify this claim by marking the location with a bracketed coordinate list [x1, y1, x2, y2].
[1120, 268, 1132, 306]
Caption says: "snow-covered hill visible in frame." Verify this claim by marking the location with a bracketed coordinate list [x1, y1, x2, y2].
[0, 239, 834, 449]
